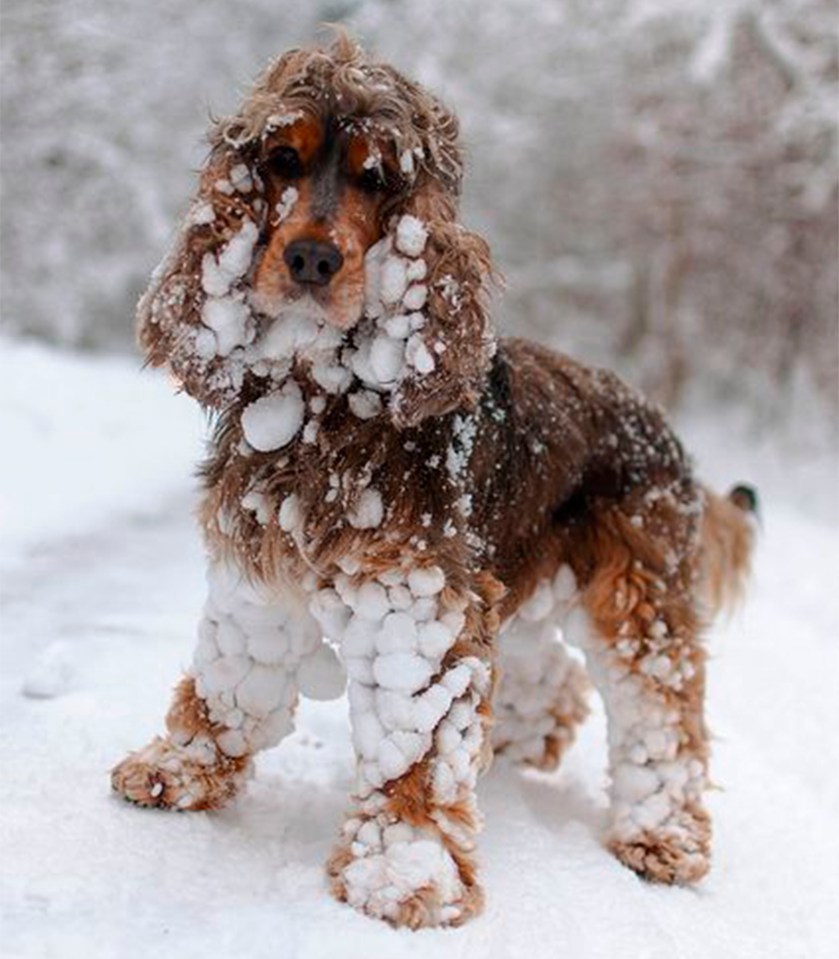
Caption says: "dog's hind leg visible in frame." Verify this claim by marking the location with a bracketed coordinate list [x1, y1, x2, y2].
[563, 491, 712, 884]
[111, 559, 344, 811]
[492, 578, 589, 770]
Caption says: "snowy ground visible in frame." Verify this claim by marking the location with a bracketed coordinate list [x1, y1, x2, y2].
[1, 338, 837, 959]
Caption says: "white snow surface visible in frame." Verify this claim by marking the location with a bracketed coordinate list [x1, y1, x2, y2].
[1, 341, 838, 958]
[0, 338, 204, 552]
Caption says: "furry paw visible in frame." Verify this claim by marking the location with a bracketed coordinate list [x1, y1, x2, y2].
[327, 819, 483, 928]
[608, 811, 711, 885]
[111, 735, 249, 811]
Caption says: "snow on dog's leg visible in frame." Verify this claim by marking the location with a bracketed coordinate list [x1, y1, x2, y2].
[111, 560, 343, 811]
[314, 565, 500, 928]
[563, 505, 711, 885]
[493, 574, 589, 770]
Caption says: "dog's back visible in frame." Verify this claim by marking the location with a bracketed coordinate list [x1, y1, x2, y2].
[468, 338, 757, 620]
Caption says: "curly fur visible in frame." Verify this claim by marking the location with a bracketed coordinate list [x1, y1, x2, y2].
[114, 34, 756, 929]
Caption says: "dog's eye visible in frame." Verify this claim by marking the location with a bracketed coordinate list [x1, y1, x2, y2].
[264, 146, 303, 179]
[358, 166, 389, 195]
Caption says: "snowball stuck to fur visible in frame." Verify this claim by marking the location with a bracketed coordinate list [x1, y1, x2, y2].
[311, 359, 353, 395]
[373, 652, 434, 693]
[380, 258, 409, 306]
[370, 335, 405, 385]
[200, 220, 259, 297]
[189, 200, 216, 226]
[241, 381, 304, 452]
[241, 489, 271, 525]
[402, 284, 428, 312]
[230, 163, 253, 193]
[275, 186, 299, 222]
[383, 314, 411, 338]
[278, 494, 303, 532]
[395, 215, 428, 257]
[348, 488, 384, 529]
[407, 566, 446, 597]
[376, 611, 419, 654]
[194, 328, 218, 360]
[405, 334, 435, 375]
[348, 390, 383, 420]
[355, 581, 392, 622]
[201, 296, 252, 357]
[236, 663, 288, 717]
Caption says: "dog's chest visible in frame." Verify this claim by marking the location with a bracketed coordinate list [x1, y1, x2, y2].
[206, 409, 486, 575]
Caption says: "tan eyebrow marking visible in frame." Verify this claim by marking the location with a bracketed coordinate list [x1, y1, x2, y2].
[346, 135, 379, 177]
[263, 116, 324, 165]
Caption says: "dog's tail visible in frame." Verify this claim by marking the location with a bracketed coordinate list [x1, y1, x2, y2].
[698, 483, 759, 619]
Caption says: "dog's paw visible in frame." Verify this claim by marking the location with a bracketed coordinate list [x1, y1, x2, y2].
[110, 735, 249, 811]
[608, 810, 711, 885]
[327, 818, 483, 928]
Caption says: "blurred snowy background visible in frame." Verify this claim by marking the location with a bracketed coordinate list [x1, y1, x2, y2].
[2, 0, 837, 432]
[1, 3, 838, 959]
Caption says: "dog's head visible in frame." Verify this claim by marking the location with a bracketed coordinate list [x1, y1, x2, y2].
[138, 33, 495, 428]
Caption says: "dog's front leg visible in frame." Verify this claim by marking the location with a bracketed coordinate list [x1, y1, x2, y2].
[313, 564, 498, 929]
[111, 558, 343, 811]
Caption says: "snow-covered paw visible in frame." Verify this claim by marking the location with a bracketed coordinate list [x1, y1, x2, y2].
[327, 818, 482, 928]
[492, 665, 589, 771]
[608, 809, 711, 885]
[110, 735, 249, 812]
[493, 721, 577, 771]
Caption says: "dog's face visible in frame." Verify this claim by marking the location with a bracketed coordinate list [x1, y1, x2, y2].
[250, 116, 400, 333]
[137, 38, 496, 427]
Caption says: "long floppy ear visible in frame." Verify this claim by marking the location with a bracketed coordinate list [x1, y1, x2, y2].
[385, 182, 496, 430]
[136, 141, 266, 408]
[372, 87, 495, 428]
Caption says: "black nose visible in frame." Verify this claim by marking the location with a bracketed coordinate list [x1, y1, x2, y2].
[283, 239, 344, 286]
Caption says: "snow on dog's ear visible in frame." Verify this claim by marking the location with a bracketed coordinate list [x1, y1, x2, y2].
[136, 139, 266, 408]
[378, 94, 502, 428]
[388, 188, 495, 429]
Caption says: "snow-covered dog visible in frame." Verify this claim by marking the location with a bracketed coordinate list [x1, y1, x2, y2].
[112, 34, 757, 928]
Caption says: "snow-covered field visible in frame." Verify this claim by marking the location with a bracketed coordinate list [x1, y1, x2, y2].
[1, 338, 837, 959]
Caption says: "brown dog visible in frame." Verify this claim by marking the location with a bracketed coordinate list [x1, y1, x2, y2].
[112, 34, 756, 928]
